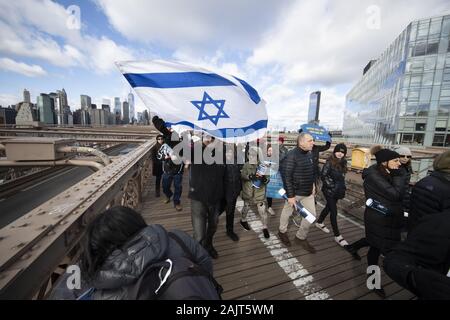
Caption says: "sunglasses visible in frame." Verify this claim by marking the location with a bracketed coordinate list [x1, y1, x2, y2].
[401, 155, 412, 159]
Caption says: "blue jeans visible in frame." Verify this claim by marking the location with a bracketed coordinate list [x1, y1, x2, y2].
[162, 172, 183, 205]
[191, 199, 219, 248]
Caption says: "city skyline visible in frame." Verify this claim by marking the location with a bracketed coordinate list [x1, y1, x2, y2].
[1, 0, 450, 130]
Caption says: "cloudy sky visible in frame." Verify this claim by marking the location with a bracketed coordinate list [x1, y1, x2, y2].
[0, 0, 449, 130]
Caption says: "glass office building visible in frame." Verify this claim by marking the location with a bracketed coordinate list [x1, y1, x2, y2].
[343, 15, 450, 147]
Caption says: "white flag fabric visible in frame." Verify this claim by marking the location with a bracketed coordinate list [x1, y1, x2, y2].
[116, 60, 268, 143]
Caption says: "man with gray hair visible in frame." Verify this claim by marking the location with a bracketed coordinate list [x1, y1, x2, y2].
[278, 133, 318, 253]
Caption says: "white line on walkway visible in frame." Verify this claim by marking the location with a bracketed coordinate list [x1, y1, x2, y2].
[236, 199, 331, 300]
[21, 168, 77, 192]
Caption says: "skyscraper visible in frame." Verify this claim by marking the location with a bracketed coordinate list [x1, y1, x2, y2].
[80, 95, 92, 111]
[128, 91, 135, 122]
[23, 89, 30, 103]
[114, 97, 121, 117]
[37, 93, 55, 124]
[122, 101, 130, 124]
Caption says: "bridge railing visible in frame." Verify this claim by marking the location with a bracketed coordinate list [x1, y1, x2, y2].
[0, 138, 155, 299]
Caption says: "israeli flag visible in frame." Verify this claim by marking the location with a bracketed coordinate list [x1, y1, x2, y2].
[116, 60, 268, 143]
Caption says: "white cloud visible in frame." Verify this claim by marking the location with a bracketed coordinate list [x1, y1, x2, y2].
[248, 0, 450, 87]
[0, 57, 47, 77]
[0, 93, 20, 107]
[0, 0, 135, 74]
[95, 0, 294, 50]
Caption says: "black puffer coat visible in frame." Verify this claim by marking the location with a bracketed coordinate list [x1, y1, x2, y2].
[384, 211, 450, 300]
[409, 171, 450, 232]
[321, 158, 347, 199]
[224, 164, 242, 202]
[90, 225, 212, 300]
[281, 147, 315, 198]
[362, 165, 407, 253]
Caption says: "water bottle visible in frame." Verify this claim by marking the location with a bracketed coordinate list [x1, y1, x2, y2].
[278, 188, 316, 224]
[252, 161, 273, 188]
[366, 198, 390, 215]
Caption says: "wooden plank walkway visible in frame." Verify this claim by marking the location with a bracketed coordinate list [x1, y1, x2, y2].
[139, 172, 415, 300]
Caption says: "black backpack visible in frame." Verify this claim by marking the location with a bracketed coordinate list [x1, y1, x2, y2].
[128, 232, 223, 300]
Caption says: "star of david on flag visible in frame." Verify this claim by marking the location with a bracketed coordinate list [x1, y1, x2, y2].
[116, 59, 268, 143]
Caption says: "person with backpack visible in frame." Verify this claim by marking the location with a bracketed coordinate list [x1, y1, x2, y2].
[315, 143, 349, 247]
[78, 206, 222, 300]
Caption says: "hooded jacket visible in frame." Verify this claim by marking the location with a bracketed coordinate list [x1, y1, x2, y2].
[90, 225, 212, 300]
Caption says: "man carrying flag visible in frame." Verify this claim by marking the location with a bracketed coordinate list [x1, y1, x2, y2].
[117, 60, 268, 258]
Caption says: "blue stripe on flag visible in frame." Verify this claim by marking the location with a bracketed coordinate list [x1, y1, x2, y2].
[123, 72, 236, 89]
[165, 120, 268, 138]
[233, 76, 261, 104]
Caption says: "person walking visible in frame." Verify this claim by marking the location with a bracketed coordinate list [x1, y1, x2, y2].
[277, 133, 318, 253]
[240, 146, 271, 239]
[315, 143, 349, 247]
[346, 146, 407, 298]
[150, 134, 164, 197]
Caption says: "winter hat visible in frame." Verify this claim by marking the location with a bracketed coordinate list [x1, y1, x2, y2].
[433, 150, 450, 173]
[371, 145, 400, 164]
[394, 146, 412, 157]
[333, 143, 347, 156]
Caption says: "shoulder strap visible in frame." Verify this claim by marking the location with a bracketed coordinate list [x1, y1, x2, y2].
[168, 232, 196, 261]
[168, 232, 223, 298]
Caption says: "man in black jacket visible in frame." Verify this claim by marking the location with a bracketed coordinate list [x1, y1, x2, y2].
[278, 133, 317, 253]
[187, 134, 225, 259]
[384, 210, 450, 300]
[408, 150, 450, 232]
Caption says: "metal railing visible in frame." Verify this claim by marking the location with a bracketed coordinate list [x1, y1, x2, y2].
[0, 138, 156, 299]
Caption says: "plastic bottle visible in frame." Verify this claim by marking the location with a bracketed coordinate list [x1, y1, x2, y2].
[366, 198, 390, 215]
[278, 188, 316, 223]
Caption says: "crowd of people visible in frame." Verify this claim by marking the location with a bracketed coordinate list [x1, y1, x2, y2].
[62, 116, 449, 300]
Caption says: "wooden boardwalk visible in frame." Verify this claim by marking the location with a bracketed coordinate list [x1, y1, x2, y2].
[139, 172, 415, 300]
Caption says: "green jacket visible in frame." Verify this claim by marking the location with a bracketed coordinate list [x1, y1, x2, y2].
[241, 162, 270, 203]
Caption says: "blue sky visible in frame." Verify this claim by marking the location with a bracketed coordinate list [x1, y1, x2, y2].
[1, 0, 449, 129]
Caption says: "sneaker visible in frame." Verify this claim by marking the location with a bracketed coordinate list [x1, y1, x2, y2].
[267, 207, 276, 216]
[164, 196, 171, 204]
[226, 231, 239, 242]
[262, 228, 270, 239]
[315, 222, 330, 234]
[240, 220, 251, 231]
[175, 204, 182, 211]
[295, 238, 316, 253]
[277, 231, 291, 247]
[334, 235, 349, 247]
[344, 245, 361, 261]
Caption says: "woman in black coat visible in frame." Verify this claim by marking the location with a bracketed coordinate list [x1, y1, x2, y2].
[315, 143, 348, 246]
[347, 146, 406, 298]
[150, 134, 164, 197]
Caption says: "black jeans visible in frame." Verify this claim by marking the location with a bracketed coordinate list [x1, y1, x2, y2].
[351, 238, 381, 266]
[155, 174, 162, 192]
[267, 197, 273, 208]
[191, 199, 219, 249]
[225, 197, 238, 233]
[317, 194, 340, 236]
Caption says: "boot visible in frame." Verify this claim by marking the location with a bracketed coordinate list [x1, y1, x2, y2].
[226, 230, 239, 242]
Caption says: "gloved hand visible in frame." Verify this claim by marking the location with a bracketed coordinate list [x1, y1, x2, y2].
[152, 116, 171, 136]
[261, 176, 268, 184]
[249, 174, 257, 181]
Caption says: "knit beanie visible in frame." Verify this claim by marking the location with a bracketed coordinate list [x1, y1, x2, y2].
[375, 149, 400, 163]
[333, 143, 347, 156]
[433, 150, 450, 173]
[394, 146, 412, 156]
